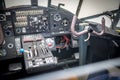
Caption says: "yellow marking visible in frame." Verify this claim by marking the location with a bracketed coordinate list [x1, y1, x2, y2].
[59, 76, 79, 80]
[115, 30, 120, 32]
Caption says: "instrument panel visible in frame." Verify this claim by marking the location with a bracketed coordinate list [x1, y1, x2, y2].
[5, 6, 74, 36]
[0, 4, 79, 74]
[1, 5, 78, 60]
[50, 10, 73, 35]
[13, 8, 50, 35]
[0, 1, 120, 77]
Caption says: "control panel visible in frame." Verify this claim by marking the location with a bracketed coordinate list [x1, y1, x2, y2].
[0, 4, 80, 60]
[21, 34, 57, 73]
[0, 0, 120, 78]
[13, 8, 50, 35]
[50, 10, 73, 35]
[0, 10, 18, 60]
[0, 1, 79, 74]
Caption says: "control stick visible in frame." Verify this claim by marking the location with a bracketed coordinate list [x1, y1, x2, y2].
[70, 0, 105, 38]
[71, 15, 105, 36]
[71, 15, 105, 41]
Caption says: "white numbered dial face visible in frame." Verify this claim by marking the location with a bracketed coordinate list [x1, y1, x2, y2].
[46, 38, 55, 49]
[53, 13, 61, 21]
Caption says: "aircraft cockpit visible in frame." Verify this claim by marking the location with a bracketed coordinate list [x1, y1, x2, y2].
[0, 0, 120, 79]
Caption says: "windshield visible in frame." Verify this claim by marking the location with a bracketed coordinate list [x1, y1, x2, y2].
[5, 0, 119, 18]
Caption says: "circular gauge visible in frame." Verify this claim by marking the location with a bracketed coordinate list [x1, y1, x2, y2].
[62, 19, 69, 27]
[0, 14, 6, 21]
[5, 30, 12, 36]
[16, 28, 21, 34]
[53, 13, 61, 21]
[8, 43, 14, 49]
[46, 38, 55, 49]
[3, 25, 9, 29]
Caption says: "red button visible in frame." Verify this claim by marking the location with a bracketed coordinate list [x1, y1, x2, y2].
[48, 43, 52, 46]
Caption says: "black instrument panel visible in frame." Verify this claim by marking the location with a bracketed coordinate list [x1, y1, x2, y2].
[4, 6, 74, 36]
[1, 1, 120, 77]
[0, 5, 79, 61]
[12, 7, 50, 35]
[0, 4, 79, 74]
[49, 9, 73, 35]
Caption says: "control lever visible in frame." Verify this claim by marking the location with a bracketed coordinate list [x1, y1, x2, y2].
[29, 47, 33, 58]
[32, 44, 38, 57]
[58, 3, 65, 10]
[71, 15, 105, 39]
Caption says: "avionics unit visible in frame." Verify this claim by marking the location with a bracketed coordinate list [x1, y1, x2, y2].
[22, 34, 57, 73]
[13, 8, 50, 35]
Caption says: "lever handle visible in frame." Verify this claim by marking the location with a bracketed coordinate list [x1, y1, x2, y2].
[58, 3, 65, 9]
[92, 17, 105, 35]
[70, 15, 88, 36]
[70, 15, 105, 37]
